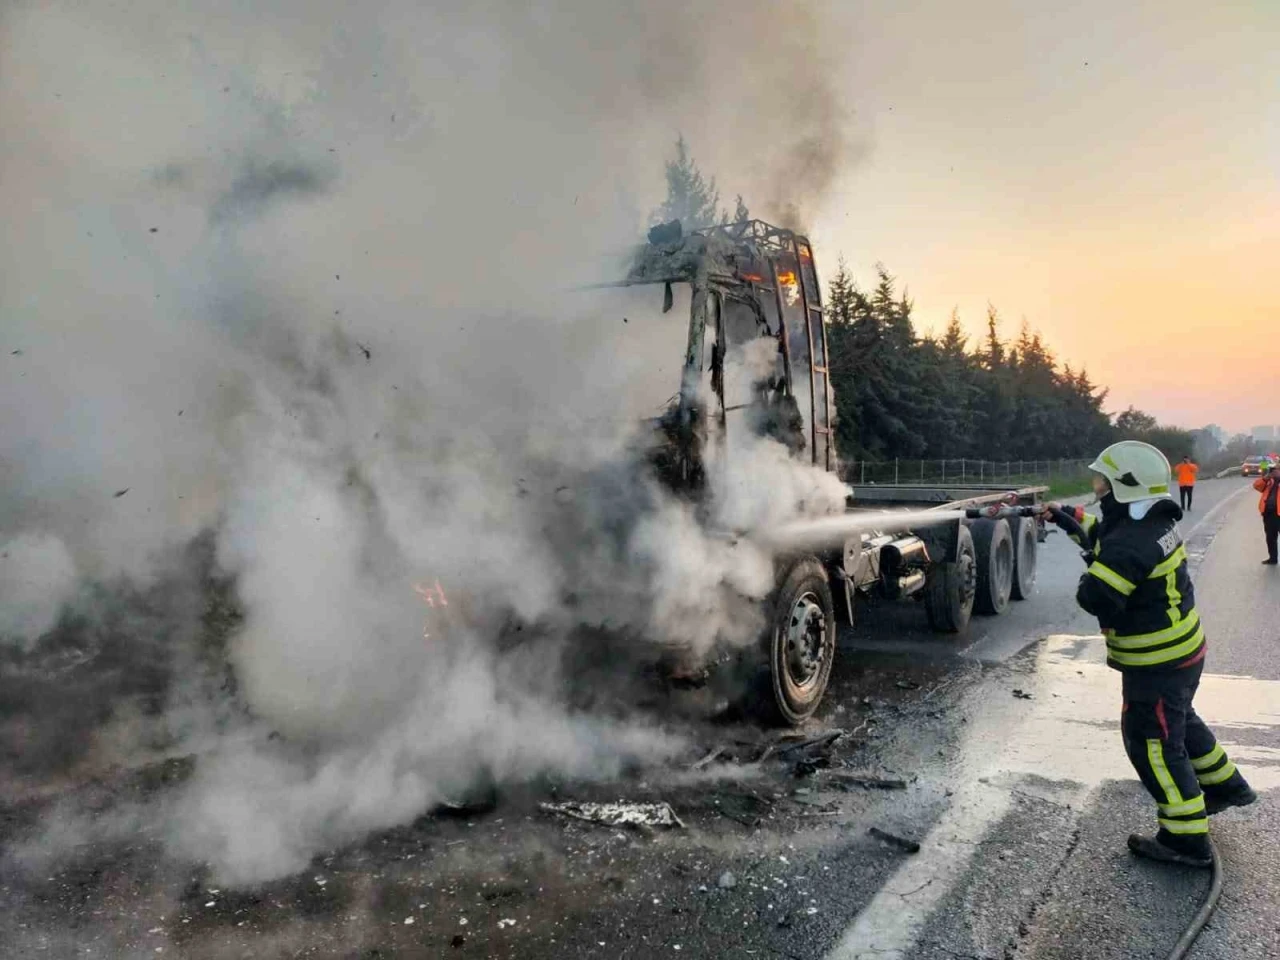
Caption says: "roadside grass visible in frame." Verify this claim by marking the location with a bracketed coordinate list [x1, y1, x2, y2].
[1046, 476, 1094, 499]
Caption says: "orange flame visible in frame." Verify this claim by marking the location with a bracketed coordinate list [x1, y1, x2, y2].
[413, 579, 449, 608]
[777, 270, 798, 287]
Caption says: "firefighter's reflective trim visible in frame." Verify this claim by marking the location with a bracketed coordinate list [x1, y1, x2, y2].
[1158, 795, 1206, 818]
[1069, 511, 1099, 551]
[1089, 561, 1137, 596]
[1147, 739, 1184, 805]
[1106, 610, 1201, 650]
[1198, 758, 1240, 787]
[1159, 816, 1209, 835]
[1149, 545, 1188, 580]
[1108, 625, 1205, 667]
[1191, 744, 1227, 772]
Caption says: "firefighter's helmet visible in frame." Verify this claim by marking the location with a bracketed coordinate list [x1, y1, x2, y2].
[1089, 441, 1172, 504]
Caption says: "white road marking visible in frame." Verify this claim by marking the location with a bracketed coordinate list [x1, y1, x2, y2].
[827, 636, 1280, 959]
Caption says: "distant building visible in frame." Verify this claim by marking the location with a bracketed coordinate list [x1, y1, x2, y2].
[1203, 424, 1227, 444]
[1252, 425, 1277, 442]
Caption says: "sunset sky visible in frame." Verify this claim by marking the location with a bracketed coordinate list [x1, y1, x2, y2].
[806, 1, 1278, 435]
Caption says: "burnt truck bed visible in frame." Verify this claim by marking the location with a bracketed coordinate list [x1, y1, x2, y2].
[846, 483, 1049, 509]
[826, 483, 1049, 676]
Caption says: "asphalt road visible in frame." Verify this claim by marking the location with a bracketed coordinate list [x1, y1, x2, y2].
[1, 478, 1274, 960]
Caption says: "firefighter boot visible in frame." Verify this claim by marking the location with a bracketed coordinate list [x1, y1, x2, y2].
[1127, 830, 1213, 869]
[1203, 773, 1258, 815]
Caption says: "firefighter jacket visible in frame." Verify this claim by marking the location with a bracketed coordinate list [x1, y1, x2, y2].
[1253, 476, 1280, 517]
[1054, 496, 1204, 672]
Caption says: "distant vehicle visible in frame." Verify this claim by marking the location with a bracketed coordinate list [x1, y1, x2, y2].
[1242, 456, 1270, 477]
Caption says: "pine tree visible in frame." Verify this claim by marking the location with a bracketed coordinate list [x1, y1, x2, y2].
[652, 135, 722, 230]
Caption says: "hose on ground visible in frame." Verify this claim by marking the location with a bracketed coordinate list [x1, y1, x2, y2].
[1165, 839, 1223, 960]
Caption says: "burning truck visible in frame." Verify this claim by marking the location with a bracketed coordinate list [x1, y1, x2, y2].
[586, 219, 1048, 725]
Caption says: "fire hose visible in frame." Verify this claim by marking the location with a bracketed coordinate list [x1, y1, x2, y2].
[1166, 841, 1223, 960]
[966, 501, 1225, 958]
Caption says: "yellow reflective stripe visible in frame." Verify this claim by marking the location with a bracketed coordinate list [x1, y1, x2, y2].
[1080, 513, 1098, 531]
[1164, 559, 1182, 627]
[1101, 453, 1119, 471]
[1159, 796, 1206, 817]
[1149, 546, 1188, 579]
[1147, 739, 1184, 805]
[1089, 562, 1137, 596]
[1198, 760, 1238, 786]
[1149, 484, 1169, 494]
[1191, 745, 1226, 771]
[1159, 817, 1209, 835]
[1107, 611, 1200, 650]
[1108, 626, 1204, 666]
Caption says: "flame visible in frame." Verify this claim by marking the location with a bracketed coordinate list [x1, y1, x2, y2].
[777, 270, 798, 287]
[741, 272, 765, 283]
[413, 579, 449, 608]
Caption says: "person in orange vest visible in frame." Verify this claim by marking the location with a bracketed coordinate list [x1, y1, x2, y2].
[1255, 460, 1280, 565]
[1173, 455, 1199, 511]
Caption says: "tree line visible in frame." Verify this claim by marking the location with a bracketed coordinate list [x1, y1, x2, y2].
[651, 138, 1202, 468]
[823, 260, 1196, 464]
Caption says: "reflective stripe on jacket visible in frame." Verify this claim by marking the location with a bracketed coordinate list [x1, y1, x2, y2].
[1073, 498, 1204, 671]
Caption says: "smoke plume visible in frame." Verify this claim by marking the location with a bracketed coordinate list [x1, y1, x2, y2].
[0, 0, 858, 885]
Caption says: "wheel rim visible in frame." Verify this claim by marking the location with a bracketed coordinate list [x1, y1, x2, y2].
[958, 551, 977, 608]
[996, 540, 1014, 597]
[1020, 526, 1037, 584]
[784, 592, 827, 690]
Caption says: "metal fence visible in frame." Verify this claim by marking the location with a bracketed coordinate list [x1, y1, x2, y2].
[846, 458, 1095, 486]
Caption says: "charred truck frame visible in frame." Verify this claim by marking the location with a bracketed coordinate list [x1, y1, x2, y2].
[619, 220, 1046, 725]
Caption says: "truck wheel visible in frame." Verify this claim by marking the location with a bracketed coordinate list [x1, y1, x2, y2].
[762, 558, 835, 726]
[1010, 515, 1038, 601]
[924, 525, 976, 634]
[971, 518, 1014, 615]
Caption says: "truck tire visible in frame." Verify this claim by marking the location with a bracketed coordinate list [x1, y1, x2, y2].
[760, 557, 836, 726]
[971, 517, 1014, 615]
[924, 525, 976, 634]
[1010, 515, 1038, 601]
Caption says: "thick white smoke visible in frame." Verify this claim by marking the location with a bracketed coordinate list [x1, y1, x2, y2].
[0, 0, 859, 884]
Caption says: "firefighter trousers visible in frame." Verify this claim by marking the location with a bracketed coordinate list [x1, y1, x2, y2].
[1120, 661, 1239, 839]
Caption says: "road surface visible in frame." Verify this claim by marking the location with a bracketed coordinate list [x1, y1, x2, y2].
[0, 477, 1273, 959]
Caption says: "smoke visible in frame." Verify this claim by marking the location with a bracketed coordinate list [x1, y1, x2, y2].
[0, 0, 860, 885]
[0, 534, 78, 650]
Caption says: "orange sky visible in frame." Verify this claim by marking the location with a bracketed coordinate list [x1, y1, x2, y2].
[805, 1, 1279, 435]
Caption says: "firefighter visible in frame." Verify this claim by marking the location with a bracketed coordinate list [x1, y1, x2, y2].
[1041, 440, 1255, 867]
[1255, 459, 1280, 565]
[1174, 455, 1198, 511]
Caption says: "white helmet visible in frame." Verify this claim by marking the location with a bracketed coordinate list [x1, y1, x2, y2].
[1089, 440, 1172, 504]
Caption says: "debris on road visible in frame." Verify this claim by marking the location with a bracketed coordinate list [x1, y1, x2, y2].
[762, 729, 844, 762]
[1012, 688, 1033, 700]
[540, 800, 685, 829]
[827, 771, 910, 791]
[716, 791, 774, 827]
[895, 679, 921, 690]
[690, 746, 726, 770]
[868, 826, 921, 854]
[113, 488, 130, 498]
[717, 871, 737, 890]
